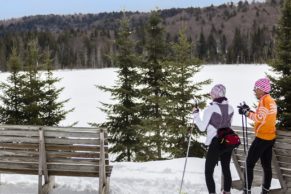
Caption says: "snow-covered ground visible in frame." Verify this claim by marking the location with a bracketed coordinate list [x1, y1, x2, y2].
[0, 64, 279, 194]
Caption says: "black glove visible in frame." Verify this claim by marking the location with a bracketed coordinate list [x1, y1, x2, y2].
[237, 103, 250, 115]
[186, 126, 192, 133]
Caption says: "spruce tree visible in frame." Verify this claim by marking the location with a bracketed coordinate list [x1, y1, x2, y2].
[0, 41, 71, 126]
[98, 15, 142, 161]
[227, 28, 248, 63]
[207, 32, 217, 62]
[0, 48, 26, 124]
[21, 40, 46, 125]
[139, 11, 169, 160]
[196, 30, 207, 60]
[163, 29, 211, 158]
[40, 49, 72, 126]
[269, 0, 291, 128]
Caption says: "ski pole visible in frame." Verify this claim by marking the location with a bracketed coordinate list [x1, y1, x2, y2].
[241, 112, 246, 154]
[242, 113, 249, 192]
[244, 113, 249, 150]
[179, 127, 192, 194]
[179, 99, 199, 194]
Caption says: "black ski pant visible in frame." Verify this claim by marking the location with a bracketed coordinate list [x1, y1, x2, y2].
[205, 137, 233, 193]
[245, 137, 275, 190]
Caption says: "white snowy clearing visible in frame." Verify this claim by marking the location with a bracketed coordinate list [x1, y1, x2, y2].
[0, 64, 280, 194]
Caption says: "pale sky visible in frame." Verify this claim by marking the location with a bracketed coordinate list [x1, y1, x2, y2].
[0, 0, 265, 20]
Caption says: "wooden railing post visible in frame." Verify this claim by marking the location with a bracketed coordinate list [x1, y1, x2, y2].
[272, 150, 287, 193]
[38, 127, 50, 194]
[99, 130, 107, 194]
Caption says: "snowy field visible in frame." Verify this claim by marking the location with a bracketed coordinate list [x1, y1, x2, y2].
[0, 64, 279, 194]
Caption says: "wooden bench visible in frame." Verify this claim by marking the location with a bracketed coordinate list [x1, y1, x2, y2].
[0, 124, 112, 194]
[231, 126, 291, 194]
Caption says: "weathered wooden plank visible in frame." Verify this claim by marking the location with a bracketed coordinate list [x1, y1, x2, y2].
[0, 143, 108, 152]
[0, 150, 109, 161]
[273, 148, 291, 157]
[0, 143, 38, 150]
[275, 155, 291, 164]
[44, 126, 106, 133]
[0, 168, 112, 177]
[274, 142, 291, 150]
[276, 162, 291, 169]
[0, 163, 38, 170]
[45, 144, 105, 152]
[44, 138, 103, 145]
[0, 156, 38, 163]
[47, 158, 109, 165]
[0, 130, 103, 139]
[0, 136, 39, 143]
[0, 163, 112, 174]
[47, 151, 101, 159]
[0, 168, 38, 175]
[48, 164, 100, 172]
[276, 130, 291, 137]
[0, 150, 39, 157]
[0, 125, 104, 132]
[0, 157, 110, 165]
[44, 131, 100, 138]
[0, 130, 38, 136]
[0, 125, 40, 130]
[48, 170, 112, 177]
[0, 153, 107, 163]
[274, 138, 291, 145]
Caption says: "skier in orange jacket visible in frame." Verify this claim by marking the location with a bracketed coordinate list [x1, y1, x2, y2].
[238, 77, 277, 194]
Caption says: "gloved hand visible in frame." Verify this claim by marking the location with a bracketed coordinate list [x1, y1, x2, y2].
[192, 107, 199, 113]
[186, 126, 192, 133]
[237, 103, 250, 115]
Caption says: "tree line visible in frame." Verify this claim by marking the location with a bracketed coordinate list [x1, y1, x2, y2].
[0, 0, 284, 70]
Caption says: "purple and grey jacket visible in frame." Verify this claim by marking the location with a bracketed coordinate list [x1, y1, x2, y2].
[193, 100, 234, 145]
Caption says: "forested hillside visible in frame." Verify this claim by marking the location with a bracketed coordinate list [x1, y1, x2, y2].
[0, 0, 283, 70]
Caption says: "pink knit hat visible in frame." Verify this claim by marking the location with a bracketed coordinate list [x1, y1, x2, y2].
[210, 84, 226, 99]
[254, 78, 271, 93]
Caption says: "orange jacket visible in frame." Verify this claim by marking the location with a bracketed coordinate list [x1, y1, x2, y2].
[248, 94, 277, 140]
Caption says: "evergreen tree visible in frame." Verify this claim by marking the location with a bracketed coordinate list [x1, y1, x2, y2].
[40, 49, 73, 126]
[227, 28, 248, 63]
[219, 34, 227, 63]
[139, 11, 169, 160]
[0, 48, 26, 124]
[163, 29, 211, 158]
[196, 30, 207, 60]
[207, 31, 217, 62]
[98, 15, 142, 161]
[21, 40, 46, 125]
[269, 0, 291, 128]
[0, 40, 71, 126]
